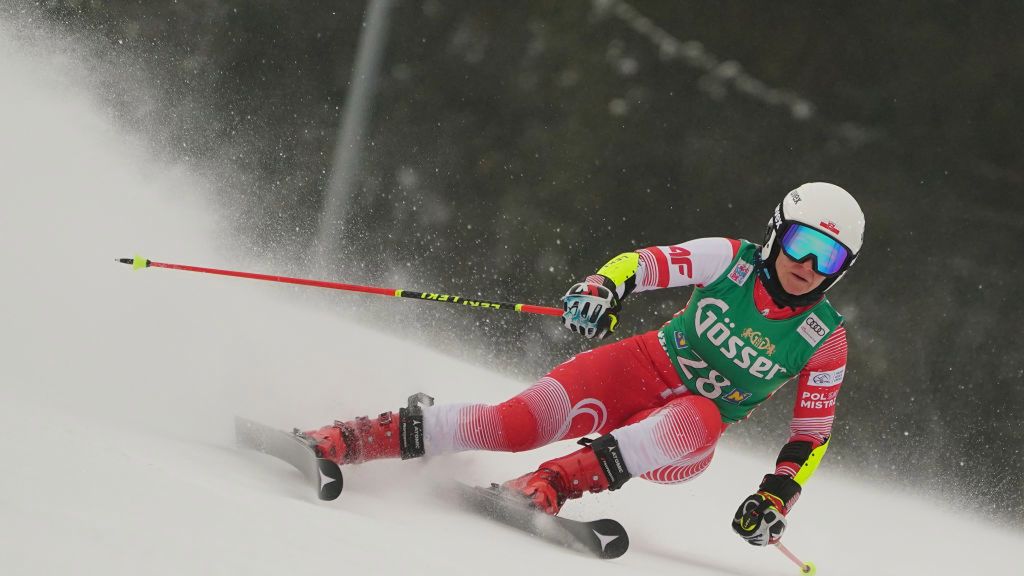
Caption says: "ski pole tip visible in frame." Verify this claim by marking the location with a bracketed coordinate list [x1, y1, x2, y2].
[801, 561, 817, 575]
[116, 256, 150, 270]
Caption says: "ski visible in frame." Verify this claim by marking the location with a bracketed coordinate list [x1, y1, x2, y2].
[234, 417, 344, 501]
[453, 483, 629, 559]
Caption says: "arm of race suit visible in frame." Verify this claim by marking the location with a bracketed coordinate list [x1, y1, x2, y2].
[583, 237, 741, 302]
[766, 325, 849, 511]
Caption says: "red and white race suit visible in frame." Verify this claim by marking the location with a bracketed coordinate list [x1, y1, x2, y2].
[423, 238, 846, 483]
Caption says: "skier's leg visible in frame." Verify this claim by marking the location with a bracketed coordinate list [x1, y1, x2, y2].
[306, 332, 677, 466]
[423, 332, 676, 455]
[635, 449, 715, 484]
[611, 393, 724, 480]
[504, 393, 723, 514]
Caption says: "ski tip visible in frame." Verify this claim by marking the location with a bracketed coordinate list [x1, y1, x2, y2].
[587, 518, 629, 559]
[454, 482, 628, 560]
[316, 459, 344, 501]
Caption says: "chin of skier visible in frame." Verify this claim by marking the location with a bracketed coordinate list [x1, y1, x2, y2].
[304, 181, 865, 548]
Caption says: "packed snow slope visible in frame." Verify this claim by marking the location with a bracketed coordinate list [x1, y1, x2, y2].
[0, 20, 1017, 576]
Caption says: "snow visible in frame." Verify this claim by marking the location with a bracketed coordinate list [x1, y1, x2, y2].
[0, 20, 1019, 576]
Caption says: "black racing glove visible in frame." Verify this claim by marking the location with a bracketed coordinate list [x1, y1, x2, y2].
[731, 474, 801, 546]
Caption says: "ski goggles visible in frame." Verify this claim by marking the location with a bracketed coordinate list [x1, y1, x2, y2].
[779, 223, 852, 276]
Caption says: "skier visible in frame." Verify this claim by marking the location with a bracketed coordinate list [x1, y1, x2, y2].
[304, 182, 864, 547]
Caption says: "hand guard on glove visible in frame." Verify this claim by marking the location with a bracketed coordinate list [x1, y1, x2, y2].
[731, 474, 801, 546]
[561, 281, 620, 339]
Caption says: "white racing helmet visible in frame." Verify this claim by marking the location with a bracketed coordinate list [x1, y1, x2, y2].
[759, 182, 865, 305]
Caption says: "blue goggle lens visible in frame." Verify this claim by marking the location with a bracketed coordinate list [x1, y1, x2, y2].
[780, 224, 850, 276]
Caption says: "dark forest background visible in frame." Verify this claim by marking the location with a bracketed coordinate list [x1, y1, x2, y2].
[25, 0, 1023, 525]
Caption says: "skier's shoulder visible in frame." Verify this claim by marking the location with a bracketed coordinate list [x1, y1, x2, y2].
[672, 236, 744, 257]
[666, 237, 747, 268]
[653, 237, 748, 287]
[802, 298, 847, 359]
[814, 295, 846, 328]
[677, 237, 756, 287]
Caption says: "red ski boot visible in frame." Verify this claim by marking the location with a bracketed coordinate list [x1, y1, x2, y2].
[304, 393, 432, 465]
[503, 434, 632, 515]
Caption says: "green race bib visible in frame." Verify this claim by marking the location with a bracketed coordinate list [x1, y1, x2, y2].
[658, 241, 843, 423]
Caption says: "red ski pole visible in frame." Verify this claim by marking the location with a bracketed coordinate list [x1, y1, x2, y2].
[775, 541, 816, 574]
[116, 256, 563, 317]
